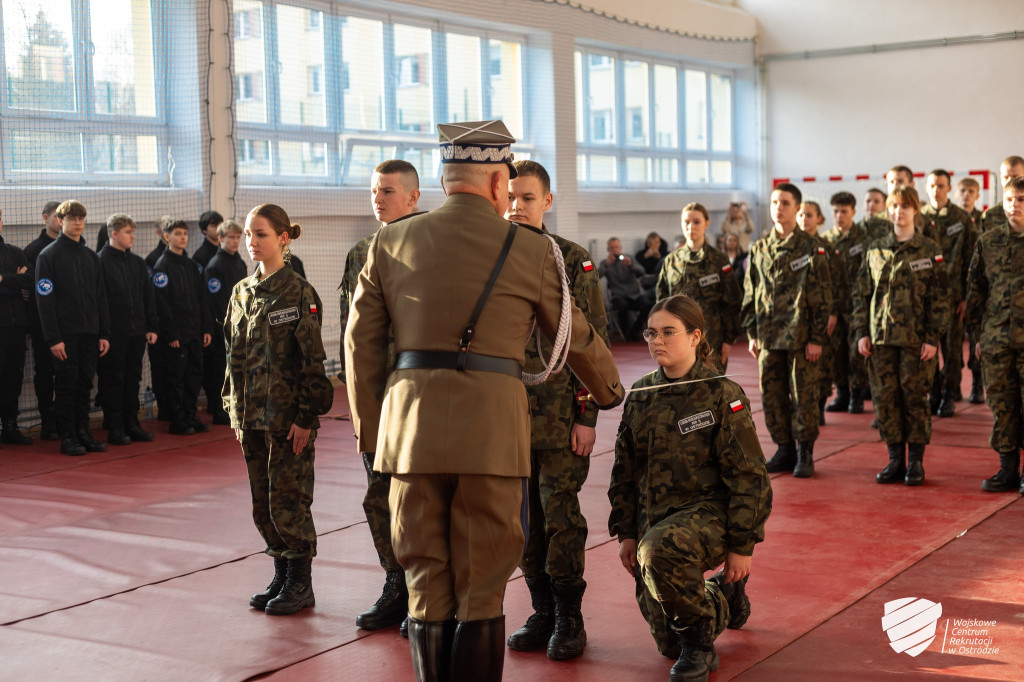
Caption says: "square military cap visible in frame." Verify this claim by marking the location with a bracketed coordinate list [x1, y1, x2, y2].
[438, 120, 518, 179]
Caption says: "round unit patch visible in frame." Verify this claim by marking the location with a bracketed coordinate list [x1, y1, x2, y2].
[36, 278, 54, 296]
[153, 272, 169, 289]
[207, 278, 222, 294]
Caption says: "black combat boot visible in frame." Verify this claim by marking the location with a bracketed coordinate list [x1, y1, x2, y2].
[708, 570, 750, 629]
[547, 580, 587, 660]
[793, 441, 815, 478]
[265, 557, 315, 615]
[825, 387, 849, 413]
[106, 414, 132, 446]
[408, 618, 455, 682]
[876, 443, 906, 484]
[400, 617, 409, 638]
[250, 556, 287, 609]
[450, 616, 504, 682]
[356, 569, 408, 630]
[764, 442, 797, 473]
[980, 451, 1021, 493]
[1, 419, 33, 445]
[77, 424, 107, 453]
[124, 414, 154, 442]
[969, 369, 985, 404]
[187, 412, 211, 433]
[506, 575, 554, 651]
[670, 618, 719, 682]
[905, 444, 926, 486]
[60, 436, 86, 456]
[39, 410, 60, 441]
[928, 386, 941, 416]
[848, 388, 865, 414]
[818, 395, 826, 426]
[937, 391, 955, 418]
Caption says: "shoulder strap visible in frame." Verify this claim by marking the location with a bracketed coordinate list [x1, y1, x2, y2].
[457, 222, 518, 370]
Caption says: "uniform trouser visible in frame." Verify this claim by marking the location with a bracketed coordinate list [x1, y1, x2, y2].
[390, 473, 526, 622]
[202, 334, 226, 415]
[937, 317, 966, 395]
[832, 315, 868, 393]
[967, 330, 982, 376]
[980, 347, 1024, 452]
[29, 324, 55, 419]
[634, 504, 731, 658]
[757, 347, 821, 443]
[520, 445, 590, 586]
[53, 334, 99, 438]
[97, 335, 146, 425]
[819, 331, 835, 397]
[163, 336, 203, 423]
[361, 451, 400, 571]
[148, 342, 167, 416]
[240, 428, 317, 559]
[0, 328, 28, 421]
[868, 345, 936, 445]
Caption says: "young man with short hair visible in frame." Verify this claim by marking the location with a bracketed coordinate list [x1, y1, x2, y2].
[860, 188, 892, 242]
[23, 201, 63, 440]
[193, 210, 224, 272]
[204, 220, 247, 425]
[35, 200, 111, 455]
[979, 156, 1024, 232]
[0, 207, 34, 445]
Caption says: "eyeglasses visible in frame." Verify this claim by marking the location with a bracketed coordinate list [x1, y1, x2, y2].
[642, 329, 688, 343]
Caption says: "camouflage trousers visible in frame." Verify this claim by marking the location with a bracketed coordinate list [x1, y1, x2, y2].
[935, 317, 966, 395]
[967, 330, 982, 375]
[867, 345, 936, 445]
[241, 428, 317, 559]
[757, 347, 821, 443]
[520, 445, 590, 587]
[361, 451, 401, 572]
[980, 348, 1024, 452]
[819, 329, 835, 397]
[634, 504, 730, 657]
[832, 314, 868, 393]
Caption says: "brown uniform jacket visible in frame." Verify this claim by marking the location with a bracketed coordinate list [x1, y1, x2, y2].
[345, 192, 624, 477]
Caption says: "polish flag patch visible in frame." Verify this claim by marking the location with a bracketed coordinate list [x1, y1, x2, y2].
[934, 254, 944, 263]
[309, 303, 318, 314]
[729, 399, 744, 413]
[582, 260, 594, 272]
[722, 264, 732, 273]
[817, 246, 826, 254]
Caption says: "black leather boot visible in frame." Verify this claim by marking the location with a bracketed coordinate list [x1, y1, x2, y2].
[356, 569, 408, 630]
[1, 419, 33, 445]
[764, 442, 797, 473]
[708, 570, 750, 629]
[937, 391, 955, 418]
[818, 395, 826, 426]
[124, 414, 155, 442]
[187, 413, 211, 433]
[876, 443, 906, 484]
[40, 411, 60, 441]
[60, 436, 86, 456]
[547, 580, 586, 660]
[265, 557, 315, 615]
[848, 388, 865, 414]
[106, 414, 131, 446]
[969, 369, 985, 404]
[450, 616, 504, 682]
[825, 387, 849, 413]
[77, 425, 107, 453]
[506, 575, 554, 652]
[670, 618, 719, 682]
[905, 444, 926, 486]
[980, 451, 1021, 493]
[400, 617, 409, 638]
[408, 618, 455, 682]
[250, 557, 287, 609]
[793, 441, 814, 478]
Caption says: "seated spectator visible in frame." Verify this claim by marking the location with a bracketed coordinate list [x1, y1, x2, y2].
[724, 233, 747, 285]
[635, 232, 668, 275]
[599, 237, 651, 341]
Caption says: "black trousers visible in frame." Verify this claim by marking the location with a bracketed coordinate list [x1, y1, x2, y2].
[0, 327, 28, 421]
[164, 336, 203, 423]
[148, 342, 167, 416]
[53, 334, 99, 437]
[202, 333, 227, 416]
[97, 335, 147, 425]
[29, 324, 55, 419]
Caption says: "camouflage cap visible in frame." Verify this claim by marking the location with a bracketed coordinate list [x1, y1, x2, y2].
[437, 120, 518, 179]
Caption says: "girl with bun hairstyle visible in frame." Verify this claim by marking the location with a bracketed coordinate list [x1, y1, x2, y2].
[224, 204, 334, 615]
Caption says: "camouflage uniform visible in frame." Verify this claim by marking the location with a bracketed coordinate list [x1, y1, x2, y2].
[860, 215, 893, 244]
[979, 204, 1007, 234]
[809, 232, 846, 406]
[965, 208, 984, 391]
[521, 230, 608, 588]
[608, 361, 772, 656]
[741, 228, 833, 444]
[655, 243, 742, 365]
[852, 233, 951, 445]
[223, 264, 334, 558]
[824, 223, 869, 398]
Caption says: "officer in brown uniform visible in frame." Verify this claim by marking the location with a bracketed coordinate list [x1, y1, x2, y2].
[345, 120, 623, 682]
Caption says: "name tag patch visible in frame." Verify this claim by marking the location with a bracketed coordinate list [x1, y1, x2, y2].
[910, 258, 933, 271]
[790, 254, 811, 271]
[269, 306, 300, 325]
[699, 273, 720, 287]
[946, 222, 964, 236]
[849, 243, 865, 256]
[678, 409, 715, 434]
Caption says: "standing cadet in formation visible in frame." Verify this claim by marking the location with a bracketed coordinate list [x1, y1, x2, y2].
[345, 120, 623, 682]
[194, 210, 226, 422]
[504, 159, 608, 661]
[742, 183, 832, 478]
[203, 220, 247, 426]
[923, 170, 973, 416]
[35, 200, 111, 456]
[192, 210, 224, 272]
[224, 204, 333, 616]
[656, 202, 741, 370]
[609, 295, 771, 682]
[966, 176, 1024, 494]
[823, 192, 869, 414]
[956, 177, 985, 404]
[854, 185, 951, 487]
[96, 214, 158, 445]
[860, 188, 892, 243]
[339, 159, 421, 636]
[23, 201, 63, 441]
[0, 206, 34, 446]
[978, 156, 1023, 232]
[145, 215, 173, 420]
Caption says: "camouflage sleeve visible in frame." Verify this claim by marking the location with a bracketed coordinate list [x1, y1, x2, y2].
[806, 247, 833, 345]
[721, 257, 743, 344]
[608, 414, 639, 540]
[222, 289, 243, 422]
[292, 285, 334, 429]
[829, 251, 848, 317]
[851, 255, 872, 342]
[924, 250, 952, 347]
[740, 253, 758, 338]
[655, 258, 672, 300]
[964, 241, 987, 338]
[570, 253, 609, 429]
[716, 391, 771, 555]
[959, 221, 978, 303]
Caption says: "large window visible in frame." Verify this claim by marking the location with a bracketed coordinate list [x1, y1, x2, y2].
[234, 3, 528, 186]
[575, 47, 735, 188]
[1, 0, 164, 182]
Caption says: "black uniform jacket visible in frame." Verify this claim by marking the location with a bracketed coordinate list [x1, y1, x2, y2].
[23, 229, 56, 331]
[0, 236, 31, 328]
[192, 239, 219, 273]
[35, 233, 111, 346]
[153, 249, 213, 343]
[99, 245, 159, 338]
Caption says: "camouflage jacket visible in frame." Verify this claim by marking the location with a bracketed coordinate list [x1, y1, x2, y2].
[809, 232, 847, 317]
[859, 215, 893, 244]
[965, 223, 1024, 351]
[223, 264, 334, 431]
[741, 227, 833, 350]
[852, 232, 951, 349]
[608, 359, 772, 556]
[824, 223, 868, 316]
[921, 202, 974, 302]
[655, 243, 742, 348]
[979, 204, 1006, 234]
[526, 228, 609, 448]
[338, 232, 375, 381]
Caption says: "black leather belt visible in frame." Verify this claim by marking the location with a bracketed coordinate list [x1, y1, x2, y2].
[395, 351, 522, 378]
